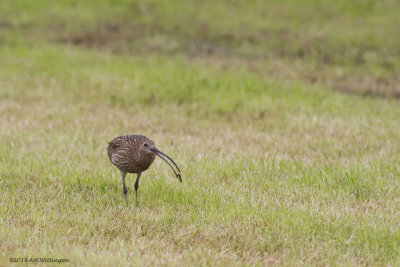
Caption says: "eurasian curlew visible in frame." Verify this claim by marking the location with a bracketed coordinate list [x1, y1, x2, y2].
[108, 134, 182, 206]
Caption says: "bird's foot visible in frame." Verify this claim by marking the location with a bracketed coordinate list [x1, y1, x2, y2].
[124, 194, 128, 206]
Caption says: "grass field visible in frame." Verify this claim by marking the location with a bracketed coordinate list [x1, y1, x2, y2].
[1, 0, 400, 265]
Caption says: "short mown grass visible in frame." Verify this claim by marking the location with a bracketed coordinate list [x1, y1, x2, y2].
[1, 0, 400, 266]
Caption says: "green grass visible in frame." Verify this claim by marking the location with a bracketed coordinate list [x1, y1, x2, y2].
[1, 0, 400, 266]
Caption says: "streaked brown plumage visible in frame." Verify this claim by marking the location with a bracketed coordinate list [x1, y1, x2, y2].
[108, 134, 181, 206]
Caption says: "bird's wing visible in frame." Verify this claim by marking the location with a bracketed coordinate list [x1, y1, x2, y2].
[107, 138, 124, 162]
[107, 137, 134, 169]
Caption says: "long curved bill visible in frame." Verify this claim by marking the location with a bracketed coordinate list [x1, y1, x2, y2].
[151, 147, 182, 182]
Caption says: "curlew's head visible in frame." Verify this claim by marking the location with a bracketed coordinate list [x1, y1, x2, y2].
[139, 136, 182, 182]
[138, 137, 155, 155]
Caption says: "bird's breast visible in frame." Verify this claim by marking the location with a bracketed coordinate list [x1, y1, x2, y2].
[126, 154, 156, 173]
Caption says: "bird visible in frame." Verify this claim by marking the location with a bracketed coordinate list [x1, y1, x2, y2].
[107, 134, 182, 206]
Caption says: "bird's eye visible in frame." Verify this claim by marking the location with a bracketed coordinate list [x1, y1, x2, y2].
[144, 143, 148, 147]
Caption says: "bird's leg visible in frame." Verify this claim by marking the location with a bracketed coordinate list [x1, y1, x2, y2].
[120, 171, 128, 205]
[134, 173, 141, 208]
